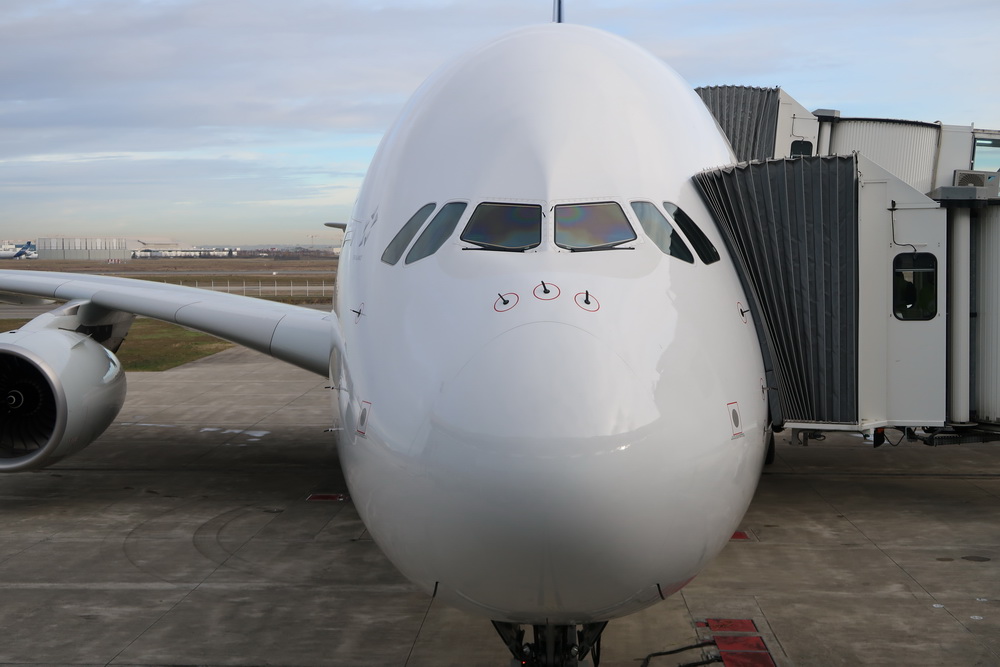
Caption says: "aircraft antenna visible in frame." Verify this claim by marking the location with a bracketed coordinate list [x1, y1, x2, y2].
[553, 0, 563, 23]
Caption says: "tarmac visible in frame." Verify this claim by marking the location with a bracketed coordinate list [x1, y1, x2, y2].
[1, 346, 1000, 666]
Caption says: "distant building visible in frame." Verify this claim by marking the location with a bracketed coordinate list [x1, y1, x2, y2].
[133, 246, 241, 259]
[37, 237, 130, 261]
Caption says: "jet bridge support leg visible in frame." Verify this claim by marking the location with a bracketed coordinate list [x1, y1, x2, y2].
[949, 207, 972, 424]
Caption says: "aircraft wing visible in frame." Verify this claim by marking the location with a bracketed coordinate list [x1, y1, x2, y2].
[0, 270, 342, 376]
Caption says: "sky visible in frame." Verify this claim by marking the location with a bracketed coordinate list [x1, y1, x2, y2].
[2, 0, 998, 246]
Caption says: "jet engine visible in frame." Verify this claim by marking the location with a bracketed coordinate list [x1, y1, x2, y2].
[0, 327, 126, 472]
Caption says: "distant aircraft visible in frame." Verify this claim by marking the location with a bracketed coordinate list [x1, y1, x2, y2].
[0, 21, 767, 667]
[0, 241, 36, 260]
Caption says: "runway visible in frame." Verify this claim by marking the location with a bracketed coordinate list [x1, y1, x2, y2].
[1, 347, 999, 665]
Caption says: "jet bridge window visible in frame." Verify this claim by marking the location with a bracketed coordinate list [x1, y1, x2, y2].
[382, 203, 436, 265]
[663, 202, 720, 264]
[461, 203, 542, 251]
[405, 202, 469, 264]
[973, 137, 1000, 171]
[893, 252, 937, 320]
[790, 140, 813, 157]
[554, 202, 636, 251]
[629, 201, 693, 263]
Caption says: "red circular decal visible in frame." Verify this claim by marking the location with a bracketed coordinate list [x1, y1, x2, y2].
[494, 292, 519, 312]
[533, 282, 560, 300]
[574, 291, 600, 312]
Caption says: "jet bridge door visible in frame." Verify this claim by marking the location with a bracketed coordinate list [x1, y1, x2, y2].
[694, 154, 947, 431]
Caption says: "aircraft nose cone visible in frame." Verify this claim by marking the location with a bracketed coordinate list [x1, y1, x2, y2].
[437, 321, 657, 447]
[423, 322, 674, 620]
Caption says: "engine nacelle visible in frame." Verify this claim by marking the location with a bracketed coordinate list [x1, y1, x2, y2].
[0, 327, 126, 472]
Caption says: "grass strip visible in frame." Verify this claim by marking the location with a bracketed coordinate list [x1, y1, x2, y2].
[0, 317, 233, 372]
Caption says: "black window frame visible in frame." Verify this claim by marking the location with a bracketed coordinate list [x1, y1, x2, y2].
[790, 140, 813, 157]
[663, 202, 721, 265]
[629, 200, 694, 263]
[381, 203, 436, 265]
[892, 252, 937, 321]
[404, 201, 469, 265]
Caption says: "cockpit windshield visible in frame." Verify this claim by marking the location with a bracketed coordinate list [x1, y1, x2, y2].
[630, 201, 693, 263]
[554, 202, 637, 251]
[461, 203, 542, 251]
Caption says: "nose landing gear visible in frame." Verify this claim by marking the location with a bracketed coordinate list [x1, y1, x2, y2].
[493, 620, 607, 667]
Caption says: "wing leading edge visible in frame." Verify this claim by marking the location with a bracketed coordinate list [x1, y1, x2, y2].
[0, 270, 343, 376]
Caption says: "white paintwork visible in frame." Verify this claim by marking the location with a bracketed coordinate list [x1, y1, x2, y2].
[948, 208, 971, 423]
[855, 155, 946, 430]
[977, 206, 1000, 424]
[0, 242, 34, 260]
[0, 271, 338, 375]
[334, 24, 765, 623]
[933, 125, 975, 190]
[0, 316, 126, 471]
[773, 90, 819, 159]
[0, 24, 768, 625]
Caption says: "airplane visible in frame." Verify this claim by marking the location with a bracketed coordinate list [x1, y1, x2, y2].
[0, 18, 769, 667]
[0, 241, 36, 260]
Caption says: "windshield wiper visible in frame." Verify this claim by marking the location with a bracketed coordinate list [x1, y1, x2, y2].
[461, 244, 533, 253]
[567, 244, 636, 252]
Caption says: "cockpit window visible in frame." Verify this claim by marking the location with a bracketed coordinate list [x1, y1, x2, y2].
[405, 202, 468, 264]
[663, 202, 720, 264]
[461, 203, 542, 251]
[630, 201, 694, 263]
[382, 203, 436, 265]
[554, 202, 636, 251]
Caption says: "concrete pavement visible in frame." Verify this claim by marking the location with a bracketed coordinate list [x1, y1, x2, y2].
[0, 347, 998, 665]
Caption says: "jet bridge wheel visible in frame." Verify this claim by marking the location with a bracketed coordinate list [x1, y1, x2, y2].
[494, 621, 606, 667]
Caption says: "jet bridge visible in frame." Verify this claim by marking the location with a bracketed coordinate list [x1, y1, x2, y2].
[694, 154, 946, 433]
[695, 85, 1000, 443]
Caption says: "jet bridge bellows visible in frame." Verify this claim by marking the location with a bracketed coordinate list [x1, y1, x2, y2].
[694, 156, 858, 426]
[695, 154, 947, 431]
[696, 86, 780, 163]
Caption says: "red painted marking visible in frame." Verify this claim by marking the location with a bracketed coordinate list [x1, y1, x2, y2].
[573, 292, 600, 312]
[727, 401, 743, 436]
[695, 621, 708, 628]
[731, 531, 751, 541]
[716, 636, 768, 652]
[533, 283, 560, 300]
[356, 400, 372, 436]
[494, 292, 519, 312]
[307, 493, 350, 502]
[720, 652, 776, 667]
[706, 619, 758, 633]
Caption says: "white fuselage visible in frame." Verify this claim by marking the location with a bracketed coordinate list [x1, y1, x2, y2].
[333, 24, 767, 624]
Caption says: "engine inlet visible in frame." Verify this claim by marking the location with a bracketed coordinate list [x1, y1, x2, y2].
[0, 354, 57, 458]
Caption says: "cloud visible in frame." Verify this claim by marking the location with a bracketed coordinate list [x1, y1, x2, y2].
[1, 0, 997, 243]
